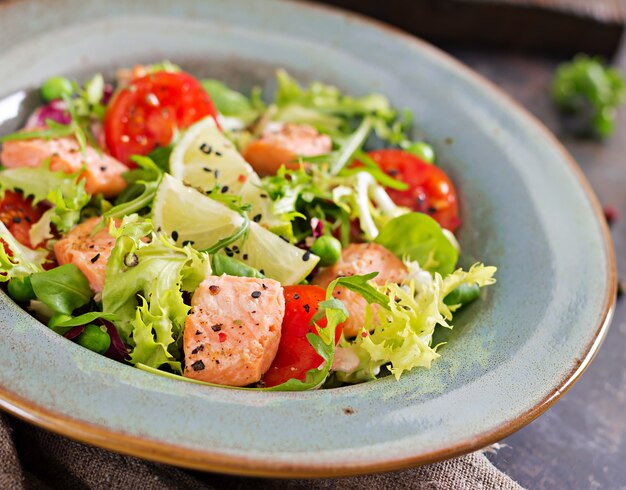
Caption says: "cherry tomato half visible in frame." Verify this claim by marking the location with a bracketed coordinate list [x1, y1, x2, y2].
[104, 71, 218, 165]
[262, 285, 343, 387]
[0, 191, 48, 249]
[358, 149, 461, 232]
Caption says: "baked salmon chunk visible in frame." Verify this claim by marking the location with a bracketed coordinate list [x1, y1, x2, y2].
[0, 135, 128, 197]
[53, 217, 117, 295]
[183, 275, 285, 386]
[312, 243, 407, 337]
[243, 122, 332, 176]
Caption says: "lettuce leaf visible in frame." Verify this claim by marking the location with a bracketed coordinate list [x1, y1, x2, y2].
[0, 222, 47, 281]
[338, 262, 497, 381]
[0, 164, 90, 234]
[101, 215, 211, 373]
[30, 264, 92, 315]
[375, 213, 458, 276]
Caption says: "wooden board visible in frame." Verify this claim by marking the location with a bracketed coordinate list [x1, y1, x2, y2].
[309, 0, 625, 56]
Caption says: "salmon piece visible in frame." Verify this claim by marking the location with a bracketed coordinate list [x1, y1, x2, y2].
[183, 275, 284, 387]
[312, 243, 407, 337]
[0, 134, 128, 197]
[53, 217, 117, 295]
[243, 123, 332, 176]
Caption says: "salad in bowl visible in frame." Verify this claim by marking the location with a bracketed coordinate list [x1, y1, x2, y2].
[0, 63, 495, 391]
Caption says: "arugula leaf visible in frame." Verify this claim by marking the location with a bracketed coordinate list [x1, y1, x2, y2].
[30, 264, 92, 315]
[50, 311, 119, 335]
[0, 120, 74, 143]
[98, 156, 162, 227]
[335, 273, 390, 310]
[375, 213, 458, 276]
[202, 79, 260, 118]
[346, 150, 408, 191]
[329, 117, 372, 175]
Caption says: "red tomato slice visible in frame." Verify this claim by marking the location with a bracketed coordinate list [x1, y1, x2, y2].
[104, 71, 218, 165]
[263, 285, 343, 387]
[0, 191, 48, 249]
[357, 149, 461, 232]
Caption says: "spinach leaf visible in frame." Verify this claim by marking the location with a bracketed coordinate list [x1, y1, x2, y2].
[30, 264, 92, 315]
[375, 213, 458, 276]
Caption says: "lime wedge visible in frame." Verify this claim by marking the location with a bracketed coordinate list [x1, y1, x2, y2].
[169, 116, 288, 234]
[152, 175, 318, 285]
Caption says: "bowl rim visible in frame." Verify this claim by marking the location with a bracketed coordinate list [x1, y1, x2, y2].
[0, 0, 616, 478]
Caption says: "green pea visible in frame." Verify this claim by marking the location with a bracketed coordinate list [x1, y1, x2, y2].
[75, 323, 111, 355]
[444, 283, 480, 307]
[311, 236, 342, 267]
[7, 276, 35, 303]
[211, 254, 264, 278]
[48, 313, 74, 334]
[405, 142, 435, 163]
[41, 76, 74, 102]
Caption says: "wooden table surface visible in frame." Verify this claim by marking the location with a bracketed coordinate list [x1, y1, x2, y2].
[444, 43, 626, 489]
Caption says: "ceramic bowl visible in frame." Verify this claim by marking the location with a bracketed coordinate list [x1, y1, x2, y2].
[0, 0, 615, 477]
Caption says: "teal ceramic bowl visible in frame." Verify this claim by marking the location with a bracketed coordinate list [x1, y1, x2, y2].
[0, 0, 615, 477]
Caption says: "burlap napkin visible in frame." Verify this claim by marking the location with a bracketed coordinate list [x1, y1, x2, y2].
[0, 413, 523, 490]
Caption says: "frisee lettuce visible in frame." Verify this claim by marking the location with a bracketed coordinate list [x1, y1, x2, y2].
[0, 222, 47, 281]
[337, 262, 497, 381]
[101, 215, 211, 373]
[0, 164, 90, 236]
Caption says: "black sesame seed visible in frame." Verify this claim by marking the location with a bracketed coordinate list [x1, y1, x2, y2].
[302, 250, 311, 262]
[221, 185, 229, 194]
[195, 330, 202, 335]
[191, 344, 205, 355]
[293, 294, 300, 300]
[100, 166, 107, 172]
[11, 217, 21, 224]
[182, 240, 195, 246]
[262, 283, 267, 290]
[251, 291, 262, 299]
[191, 360, 205, 371]
[24, 216, 31, 223]
[253, 214, 262, 223]
[259, 269, 265, 275]
[260, 193, 268, 199]
[199, 143, 212, 155]
[242, 254, 248, 260]
[303, 304, 310, 313]
[215, 151, 222, 157]
[202, 167, 212, 173]
[171, 230, 179, 242]
[428, 206, 438, 214]
[90, 253, 101, 263]
[211, 323, 223, 332]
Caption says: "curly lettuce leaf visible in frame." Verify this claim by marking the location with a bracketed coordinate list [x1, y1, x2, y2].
[338, 262, 497, 381]
[0, 164, 90, 235]
[0, 222, 47, 282]
[101, 216, 211, 373]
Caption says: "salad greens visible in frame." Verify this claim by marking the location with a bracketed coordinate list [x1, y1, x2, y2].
[552, 54, 626, 138]
[0, 64, 497, 391]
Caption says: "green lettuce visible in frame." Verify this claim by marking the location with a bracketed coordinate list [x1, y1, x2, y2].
[0, 164, 90, 235]
[101, 215, 211, 373]
[339, 263, 496, 381]
[375, 213, 458, 276]
[0, 222, 47, 281]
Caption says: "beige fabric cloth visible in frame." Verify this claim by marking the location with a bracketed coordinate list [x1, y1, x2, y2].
[0, 413, 523, 490]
